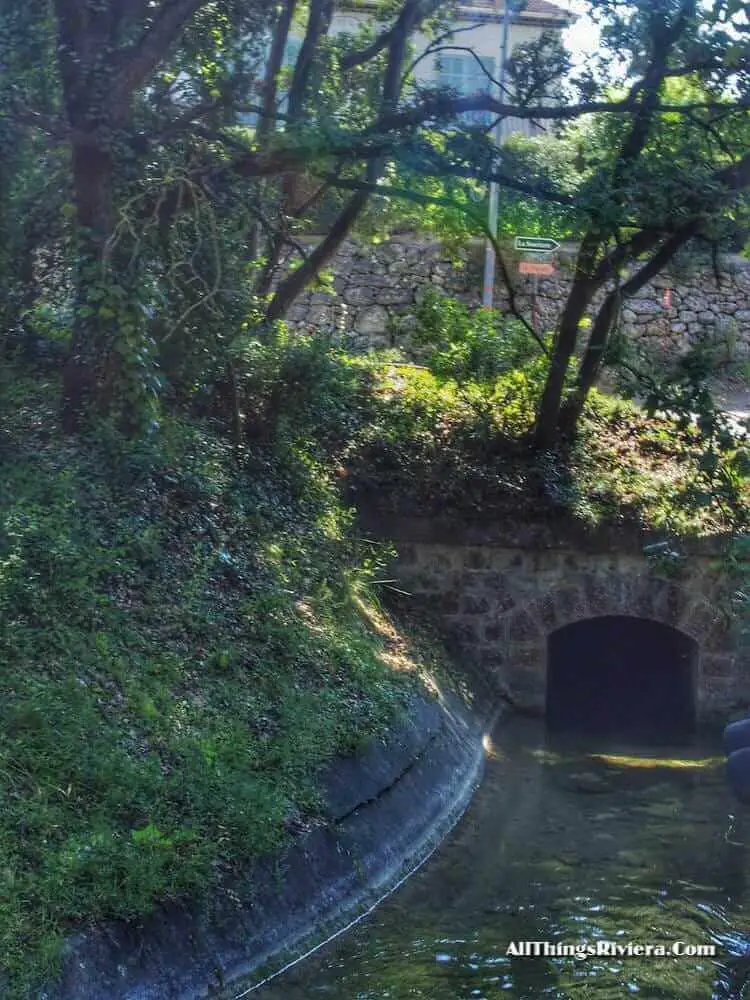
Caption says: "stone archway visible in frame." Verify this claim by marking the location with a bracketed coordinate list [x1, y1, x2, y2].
[484, 573, 733, 719]
[545, 615, 698, 741]
[384, 537, 739, 723]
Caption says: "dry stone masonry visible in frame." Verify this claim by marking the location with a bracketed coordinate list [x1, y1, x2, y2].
[281, 235, 750, 360]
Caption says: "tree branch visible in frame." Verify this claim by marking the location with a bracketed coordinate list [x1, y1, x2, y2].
[115, 0, 208, 105]
[265, 0, 423, 321]
[257, 0, 299, 141]
[400, 21, 509, 92]
[340, 0, 442, 71]
[287, 0, 335, 123]
[361, 94, 750, 136]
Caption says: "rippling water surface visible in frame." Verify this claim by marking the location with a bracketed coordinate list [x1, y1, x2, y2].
[244, 717, 750, 1000]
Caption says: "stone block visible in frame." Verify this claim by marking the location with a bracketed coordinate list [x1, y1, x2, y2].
[506, 666, 545, 700]
[552, 585, 590, 626]
[701, 653, 737, 679]
[496, 551, 525, 570]
[627, 577, 659, 620]
[394, 544, 417, 566]
[479, 572, 521, 611]
[464, 548, 491, 570]
[528, 551, 562, 574]
[562, 552, 582, 572]
[443, 617, 480, 648]
[631, 299, 663, 315]
[506, 608, 544, 643]
[305, 305, 333, 326]
[703, 619, 734, 654]
[476, 647, 505, 672]
[402, 570, 440, 594]
[353, 305, 389, 334]
[483, 621, 506, 643]
[680, 600, 727, 649]
[456, 570, 489, 596]
[379, 287, 415, 306]
[505, 642, 546, 674]
[534, 592, 559, 632]
[650, 581, 691, 628]
[422, 547, 458, 572]
[436, 592, 461, 615]
[700, 674, 739, 707]
[581, 574, 619, 617]
[462, 594, 491, 615]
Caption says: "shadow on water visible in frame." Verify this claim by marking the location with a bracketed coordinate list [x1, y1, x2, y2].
[236, 717, 750, 1000]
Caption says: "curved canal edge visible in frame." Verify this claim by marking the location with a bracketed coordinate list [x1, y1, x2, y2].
[43, 689, 497, 1000]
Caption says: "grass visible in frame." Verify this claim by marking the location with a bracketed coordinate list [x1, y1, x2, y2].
[346, 361, 749, 536]
[0, 366, 426, 999]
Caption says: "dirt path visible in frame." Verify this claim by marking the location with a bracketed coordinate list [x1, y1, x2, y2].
[710, 379, 750, 420]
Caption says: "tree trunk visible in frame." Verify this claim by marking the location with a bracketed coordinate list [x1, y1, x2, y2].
[532, 236, 599, 447]
[265, 190, 369, 321]
[557, 290, 620, 435]
[557, 223, 699, 437]
[62, 139, 117, 431]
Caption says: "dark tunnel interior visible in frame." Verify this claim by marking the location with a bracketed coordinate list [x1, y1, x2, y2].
[545, 615, 698, 743]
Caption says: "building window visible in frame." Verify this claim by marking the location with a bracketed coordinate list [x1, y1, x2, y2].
[436, 53, 496, 127]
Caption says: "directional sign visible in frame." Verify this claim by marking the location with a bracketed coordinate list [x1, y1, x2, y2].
[515, 236, 560, 253]
[519, 260, 555, 276]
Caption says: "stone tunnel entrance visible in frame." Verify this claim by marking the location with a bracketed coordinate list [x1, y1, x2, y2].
[546, 615, 698, 742]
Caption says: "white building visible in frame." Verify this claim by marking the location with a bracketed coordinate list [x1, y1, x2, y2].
[280, 0, 572, 135]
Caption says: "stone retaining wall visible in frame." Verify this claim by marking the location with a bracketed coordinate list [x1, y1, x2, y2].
[280, 236, 750, 361]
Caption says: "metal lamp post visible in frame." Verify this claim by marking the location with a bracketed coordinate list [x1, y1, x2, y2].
[481, 0, 516, 309]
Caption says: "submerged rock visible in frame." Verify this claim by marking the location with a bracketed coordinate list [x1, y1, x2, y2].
[565, 771, 612, 794]
[637, 801, 680, 820]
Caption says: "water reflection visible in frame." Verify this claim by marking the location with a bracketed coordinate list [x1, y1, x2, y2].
[238, 718, 750, 1000]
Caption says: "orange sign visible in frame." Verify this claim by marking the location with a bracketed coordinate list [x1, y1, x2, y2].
[519, 260, 555, 276]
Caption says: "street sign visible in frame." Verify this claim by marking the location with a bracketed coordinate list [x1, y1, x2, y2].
[515, 236, 560, 253]
[519, 260, 555, 276]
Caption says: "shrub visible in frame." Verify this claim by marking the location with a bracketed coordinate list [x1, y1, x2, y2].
[236, 328, 377, 454]
[408, 289, 545, 383]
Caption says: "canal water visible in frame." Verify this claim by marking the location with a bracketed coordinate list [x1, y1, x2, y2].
[239, 717, 750, 1000]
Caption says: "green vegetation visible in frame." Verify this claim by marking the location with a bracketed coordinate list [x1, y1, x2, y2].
[349, 361, 749, 536]
[0, 362, 427, 998]
[2, 0, 748, 443]
[351, 291, 749, 535]
[1, 311, 749, 998]
[1, 0, 749, 996]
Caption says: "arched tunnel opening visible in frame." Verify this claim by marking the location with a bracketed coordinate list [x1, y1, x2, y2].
[546, 615, 698, 743]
